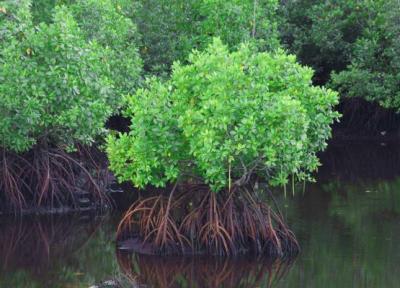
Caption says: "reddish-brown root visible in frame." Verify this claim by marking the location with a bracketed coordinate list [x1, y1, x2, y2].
[0, 144, 110, 213]
[117, 184, 300, 257]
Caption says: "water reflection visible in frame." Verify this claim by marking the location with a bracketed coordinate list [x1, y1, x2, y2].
[0, 216, 97, 270]
[318, 140, 400, 181]
[276, 180, 400, 288]
[0, 214, 117, 288]
[1, 141, 400, 287]
[275, 141, 400, 288]
[116, 252, 294, 288]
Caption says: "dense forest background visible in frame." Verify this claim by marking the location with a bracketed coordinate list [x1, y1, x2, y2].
[3, 0, 400, 139]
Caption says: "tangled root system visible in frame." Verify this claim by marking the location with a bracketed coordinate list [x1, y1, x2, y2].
[117, 184, 299, 257]
[116, 250, 295, 288]
[0, 144, 110, 212]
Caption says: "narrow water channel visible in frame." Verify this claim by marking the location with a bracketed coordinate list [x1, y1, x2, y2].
[1, 141, 399, 287]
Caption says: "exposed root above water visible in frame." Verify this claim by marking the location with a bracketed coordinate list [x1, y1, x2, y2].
[117, 184, 299, 257]
[0, 144, 110, 213]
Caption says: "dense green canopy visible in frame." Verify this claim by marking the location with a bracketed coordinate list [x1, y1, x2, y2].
[0, 0, 141, 152]
[107, 39, 339, 191]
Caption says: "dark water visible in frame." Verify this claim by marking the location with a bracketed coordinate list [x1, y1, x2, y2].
[1, 141, 400, 288]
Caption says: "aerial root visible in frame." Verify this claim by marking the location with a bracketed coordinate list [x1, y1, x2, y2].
[117, 184, 299, 256]
[0, 144, 109, 212]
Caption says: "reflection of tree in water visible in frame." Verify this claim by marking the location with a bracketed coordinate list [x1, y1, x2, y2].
[317, 141, 400, 182]
[0, 214, 104, 286]
[275, 171, 400, 287]
[116, 251, 295, 288]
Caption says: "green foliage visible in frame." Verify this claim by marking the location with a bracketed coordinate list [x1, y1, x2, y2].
[0, 0, 135, 152]
[28, 0, 143, 103]
[131, 0, 280, 75]
[0, 0, 32, 47]
[278, 0, 385, 83]
[70, 0, 142, 98]
[30, 0, 74, 24]
[331, 0, 400, 110]
[107, 39, 339, 191]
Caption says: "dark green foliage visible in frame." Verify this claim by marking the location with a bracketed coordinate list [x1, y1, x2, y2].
[279, 0, 400, 113]
[0, 1, 31, 48]
[130, 0, 280, 75]
[279, 0, 384, 84]
[331, 0, 400, 110]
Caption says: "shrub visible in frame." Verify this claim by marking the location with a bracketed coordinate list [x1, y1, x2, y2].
[278, 0, 385, 84]
[0, 2, 112, 152]
[0, 1, 122, 209]
[130, 0, 280, 75]
[107, 39, 339, 192]
[0, 0, 142, 153]
[331, 0, 400, 110]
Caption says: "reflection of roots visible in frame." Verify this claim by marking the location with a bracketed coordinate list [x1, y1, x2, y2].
[0, 145, 109, 212]
[0, 215, 101, 274]
[117, 185, 299, 256]
[117, 250, 295, 288]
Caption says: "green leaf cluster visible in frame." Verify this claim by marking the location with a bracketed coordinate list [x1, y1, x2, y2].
[0, 0, 141, 153]
[70, 0, 142, 100]
[30, 0, 74, 24]
[107, 39, 339, 191]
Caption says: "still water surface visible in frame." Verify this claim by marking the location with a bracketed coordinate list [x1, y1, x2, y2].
[1, 141, 399, 287]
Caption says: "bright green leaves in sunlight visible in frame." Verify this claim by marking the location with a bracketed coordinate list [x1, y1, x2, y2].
[107, 39, 340, 192]
[0, 0, 142, 153]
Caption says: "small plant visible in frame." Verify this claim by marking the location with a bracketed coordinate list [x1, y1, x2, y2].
[108, 39, 339, 255]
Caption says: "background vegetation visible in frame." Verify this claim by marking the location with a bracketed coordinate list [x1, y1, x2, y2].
[129, 0, 280, 75]
[279, 0, 400, 113]
[330, 0, 400, 111]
